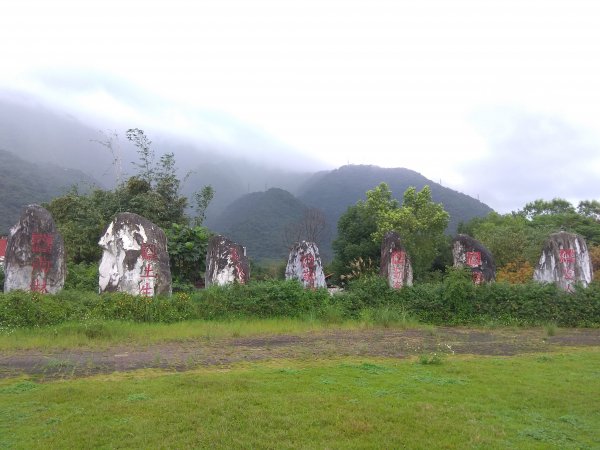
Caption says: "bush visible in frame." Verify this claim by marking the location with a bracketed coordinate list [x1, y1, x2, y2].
[64, 262, 99, 291]
[192, 280, 329, 319]
[332, 275, 395, 317]
[0, 291, 89, 328]
[0, 278, 599, 329]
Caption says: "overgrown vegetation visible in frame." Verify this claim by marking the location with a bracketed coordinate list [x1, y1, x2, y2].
[2, 275, 599, 331]
[44, 129, 214, 287]
[459, 197, 600, 277]
[331, 182, 450, 282]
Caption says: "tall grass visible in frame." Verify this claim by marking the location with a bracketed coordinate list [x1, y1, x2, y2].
[0, 318, 369, 351]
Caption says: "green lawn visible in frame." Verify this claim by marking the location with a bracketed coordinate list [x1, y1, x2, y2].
[2, 349, 599, 449]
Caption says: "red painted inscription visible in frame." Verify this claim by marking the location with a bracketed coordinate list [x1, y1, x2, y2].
[559, 248, 576, 263]
[301, 253, 316, 289]
[390, 250, 406, 289]
[141, 243, 158, 261]
[32, 233, 53, 254]
[472, 271, 484, 285]
[466, 251, 481, 268]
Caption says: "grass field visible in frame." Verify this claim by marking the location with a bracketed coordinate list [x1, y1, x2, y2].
[2, 347, 599, 449]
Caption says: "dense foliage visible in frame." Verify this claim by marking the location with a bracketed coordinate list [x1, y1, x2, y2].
[2, 275, 599, 329]
[43, 129, 213, 287]
[330, 201, 380, 280]
[459, 197, 600, 276]
[332, 183, 449, 281]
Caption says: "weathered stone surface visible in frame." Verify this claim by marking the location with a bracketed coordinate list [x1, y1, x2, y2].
[285, 241, 326, 289]
[205, 235, 250, 287]
[98, 212, 171, 296]
[533, 231, 592, 292]
[4, 204, 66, 293]
[452, 234, 496, 284]
[380, 231, 413, 289]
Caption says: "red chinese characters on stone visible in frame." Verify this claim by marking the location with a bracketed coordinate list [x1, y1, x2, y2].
[559, 248, 576, 264]
[139, 281, 153, 297]
[390, 250, 406, 289]
[466, 251, 481, 268]
[32, 233, 53, 254]
[559, 248, 576, 291]
[140, 255, 156, 297]
[563, 267, 575, 280]
[230, 248, 246, 284]
[472, 271, 484, 285]
[30, 233, 53, 292]
[301, 253, 316, 289]
[31, 278, 48, 293]
[32, 256, 52, 273]
[141, 243, 158, 261]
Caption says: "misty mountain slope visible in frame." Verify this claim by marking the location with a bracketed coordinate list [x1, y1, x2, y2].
[0, 149, 99, 234]
[295, 165, 493, 263]
[210, 165, 493, 264]
[184, 158, 313, 225]
[0, 91, 316, 223]
[0, 93, 118, 186]
[298, 165, 493, 233]
[210, 188, 309, 262]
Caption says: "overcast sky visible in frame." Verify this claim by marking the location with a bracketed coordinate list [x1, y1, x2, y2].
[1, 0, 600, 212]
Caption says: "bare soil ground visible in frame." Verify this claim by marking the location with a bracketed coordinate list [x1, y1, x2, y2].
[1, 327, 599, 379]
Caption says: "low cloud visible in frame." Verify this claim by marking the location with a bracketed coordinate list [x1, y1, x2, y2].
[460, 108, 600, 212]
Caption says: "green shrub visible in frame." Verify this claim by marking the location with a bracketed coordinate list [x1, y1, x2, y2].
[193, 280, 328, 319]
[0, 277, 599, 329]
[333, 275, 395, 317]
[0, 291, 87, 328]
[64, 262, 99, 291]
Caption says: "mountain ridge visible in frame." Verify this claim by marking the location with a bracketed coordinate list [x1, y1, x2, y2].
[211, 165, 493, 262]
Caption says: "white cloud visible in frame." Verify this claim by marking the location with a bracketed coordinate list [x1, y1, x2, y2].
[1, 0, 600, 211]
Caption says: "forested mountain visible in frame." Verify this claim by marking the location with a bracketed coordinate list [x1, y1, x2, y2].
[0, 150, 98, 234]
[0, 92, 494, 263]
[298, 165, 492, 233]
[210, 166, 493, 263]
[210, 188, 310, 262]
[0, 92, 314, 223]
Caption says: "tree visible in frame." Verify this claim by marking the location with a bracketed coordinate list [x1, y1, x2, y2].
[194, 186, 215, 226]
[126, 128, 155, 183]
[283, 207, 328, 248]
[520, 198, 576, 219]
[460, 198, 600, 274]
[45, 129, 214, 288]
[331, 183, 450, 280]
[165, 223, 211, 289]
[330, 202, 380, 280]
[577, 200, 600, 222]
[368, 184, 449, 278]
[461, 212, 547, 268]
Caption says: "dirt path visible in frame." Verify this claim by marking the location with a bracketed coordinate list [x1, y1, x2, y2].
[1, 327, 599, 379]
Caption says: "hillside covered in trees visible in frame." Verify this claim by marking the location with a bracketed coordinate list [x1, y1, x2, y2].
[0, 150, 98, 234]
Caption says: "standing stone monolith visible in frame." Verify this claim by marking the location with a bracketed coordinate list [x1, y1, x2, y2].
[285, 241, 326, 289]
[533, 231, 592, 292]
[452, 234, 496, 284]
[205, 235, 250, 287]
[98, 212, 171, 296]
[4, 204, 66, 293]
[380, 231, 413, 289]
